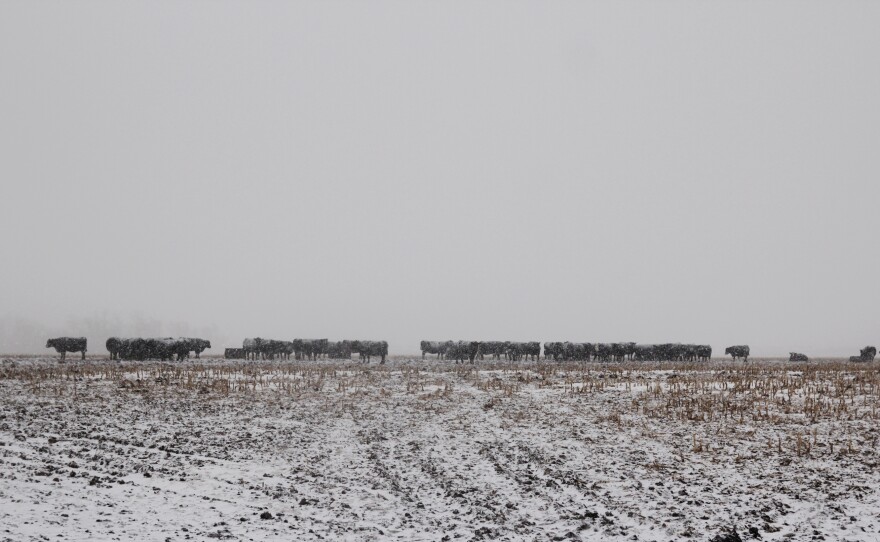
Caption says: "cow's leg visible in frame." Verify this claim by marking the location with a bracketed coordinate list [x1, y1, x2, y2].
[60, 351, 65, 362]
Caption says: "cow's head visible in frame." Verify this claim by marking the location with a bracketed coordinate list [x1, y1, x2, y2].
[46, 339, 55, 348]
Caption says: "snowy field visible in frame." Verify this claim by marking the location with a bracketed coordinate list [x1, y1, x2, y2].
[1, 357, 878, 542]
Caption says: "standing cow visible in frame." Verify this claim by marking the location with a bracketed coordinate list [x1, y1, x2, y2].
[347, 340, 388, 363]
[225, 348, 246, 359]
[479, 341, 506, 360]
[364, 340, 389, 364]
[186, 338, 211, 358]
[327, 341, 353, 360]
[243, 338, 265, 360]
[420, 341, 448, 360]
[519, 341, 540, 361]
[849, 346, 876, 362]
[543, 342, 563, 361]
[789, 352, 809, 362]
[725, 345, 750, 361]
[696, 345, 712, 362]
[106, 337, 126, 360]
[446, 341, 481, 364]
[46, 337, 87, 361]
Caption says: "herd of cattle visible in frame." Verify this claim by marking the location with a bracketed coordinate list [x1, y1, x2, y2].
[41, 337, 880, 364]
[43, 337, 211, 361]
[423, 341, 717, 362]
[421, 341, 541, 362]
[224, 338, 389, 363]
[105, 337, 212, 361]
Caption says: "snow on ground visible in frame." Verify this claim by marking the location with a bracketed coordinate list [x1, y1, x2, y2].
[1, 357, 878, 541]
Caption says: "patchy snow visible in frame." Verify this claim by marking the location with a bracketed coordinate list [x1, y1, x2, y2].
[1, 357, 878, 541]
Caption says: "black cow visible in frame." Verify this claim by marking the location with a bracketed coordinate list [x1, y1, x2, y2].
[420, 341, 449, 360]
[595, 343, 612, 362]
[544, 342, 593, 361]
[106, 337, 126, 360]
[108, 337, 169, 361]
[294, 339, 328, 361]
[446, 341, 481, 364]
[725, 345, 750, 361]
[633, 344, 655, 361]
[364, 340, 388, 364]
[348, 340, 388, 363]
[562, 341, 593, 361]
[789, 352, 809, 362]
[46, 337, 87, 361]
[849, 346, 876, 362]
[518, 341, 540, 361]
[260, 340, 291, 360]
[242, 338, 295, 360]
[164, 338, 191, 361]
[696, 344, 712, 362]
[243, 338, 264, 360]
[326, 341, 353, 360]
[186, 338, 211, 358]
[672, 344, 687, 361]
[225, 348, 246, 359]
[543, 342, 563, 361]
[479, 341, 507, 360]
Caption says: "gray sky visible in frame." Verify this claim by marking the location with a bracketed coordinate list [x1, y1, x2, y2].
[1, 1, 879, 356]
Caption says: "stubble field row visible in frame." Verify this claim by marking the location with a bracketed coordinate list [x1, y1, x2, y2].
[0, 357, 878, 541]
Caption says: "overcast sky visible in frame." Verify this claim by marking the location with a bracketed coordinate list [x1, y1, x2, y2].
[1, 2, 878, 356]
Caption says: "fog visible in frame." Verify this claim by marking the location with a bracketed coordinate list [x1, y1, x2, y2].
[1, 2, 879, 356]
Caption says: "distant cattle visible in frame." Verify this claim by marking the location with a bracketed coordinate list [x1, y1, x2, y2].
[478, 341, 506, 360]
[264, 340, 294, 360]
[420, 341, 449, 360]
[477, 341, 540, 361]
[107, 337, 211, 361]
[106, 337, 125, 360]
[725, 345, 750, 361]
[610, 342, 636, 362]
[543, 342, 563, 361]
[696, 344, 712, 362]
[242, 338, 263, 360]
[849, 346, 877, 362]
[632, 344, 655, 361]
[225, 348, 246, 359]
[446, 341, 481, 364]
[187, 338, 211, 358]
[294, 339, 328, 361]
[595, 343, 613, 362]
[46, 337, 87, 361]
[348, 340, 388, 363]
[242, 338, 297, 360]
[326, 340, 353, 360]
[517, 341, 541, 361]
[543, 342, 591, 362]
[789, 352, 809, 362]
[364, 340, 389, 364]
[631, 343, 711, 362]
